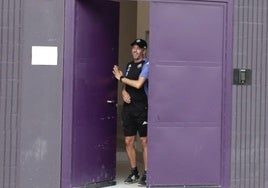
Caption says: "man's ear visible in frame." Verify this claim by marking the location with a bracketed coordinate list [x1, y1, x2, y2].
[143, 49, 147, 56]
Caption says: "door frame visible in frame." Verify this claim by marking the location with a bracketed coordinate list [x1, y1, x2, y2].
[61, 0, 76, 187]
[62, 1, 233, 188]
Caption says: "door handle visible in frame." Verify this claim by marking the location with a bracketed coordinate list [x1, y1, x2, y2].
[106, 100, 115, 104]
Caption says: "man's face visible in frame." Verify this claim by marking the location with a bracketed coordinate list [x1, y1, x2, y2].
[131, 45, 145, 61]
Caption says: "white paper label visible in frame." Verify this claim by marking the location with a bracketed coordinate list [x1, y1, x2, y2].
[31, 46, 58, 65]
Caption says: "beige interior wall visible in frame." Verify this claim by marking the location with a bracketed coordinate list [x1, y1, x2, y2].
[118, 1, 150, 107]
[118, 1, 137, 107]
[117, 1, 150, 157]
[117, 1, 137, 150]
[137, 2, 150, 40]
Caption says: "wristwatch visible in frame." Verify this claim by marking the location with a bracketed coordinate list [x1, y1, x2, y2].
[120, 76, 125, 82]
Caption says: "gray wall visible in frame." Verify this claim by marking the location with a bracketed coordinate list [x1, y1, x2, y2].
[0, 0, 22, 187]
[0, 0, 64, 187]
[231, 0, 268, 188]
[18, 0, 64, 187]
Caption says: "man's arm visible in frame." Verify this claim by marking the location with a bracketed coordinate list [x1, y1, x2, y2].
[122, 84, 131, 104]
[120, 76, 147, 89]
[113, 63, 149, 89]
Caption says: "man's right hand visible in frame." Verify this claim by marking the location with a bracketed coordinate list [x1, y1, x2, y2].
[122, 89, 131, 104]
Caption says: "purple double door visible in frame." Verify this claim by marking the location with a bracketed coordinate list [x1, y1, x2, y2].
[62, 0, 232, 188]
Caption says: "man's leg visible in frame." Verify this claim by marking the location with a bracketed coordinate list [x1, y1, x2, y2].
[138, 137, 147, 187]
[125, 135, 137, 168]
[124, 135, 140, 184]
[140, 137, 147, 170]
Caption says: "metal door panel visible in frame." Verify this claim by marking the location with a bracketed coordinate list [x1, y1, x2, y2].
[150, 1, 225, 62]
[148, 126, 221, 185]
[71, 1, 119, 186]
[150, 64, 222, 123]
[62, 0, 119, 187]
[148, 0, 232, 187]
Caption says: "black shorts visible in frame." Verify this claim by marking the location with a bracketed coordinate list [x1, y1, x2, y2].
[122, 102, 148, 137]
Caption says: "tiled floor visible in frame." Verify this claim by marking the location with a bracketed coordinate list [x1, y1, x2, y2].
[106, 149, 144, 188]
[113, 160, 143, 188]
[113, 126, 145, 188]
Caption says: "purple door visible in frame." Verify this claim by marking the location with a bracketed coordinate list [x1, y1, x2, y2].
[148, 0, 232, 187]
[62, 0, 119, 187]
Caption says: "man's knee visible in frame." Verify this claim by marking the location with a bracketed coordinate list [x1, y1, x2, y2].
[140, 137, 147, 148]
[125, 136, 135, 147]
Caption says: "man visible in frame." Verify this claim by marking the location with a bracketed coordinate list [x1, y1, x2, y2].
[112, 39, 149, 187]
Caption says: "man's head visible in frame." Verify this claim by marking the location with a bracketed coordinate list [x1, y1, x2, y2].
[130, 39, 147, 62]
[131, 39, 147, 49]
